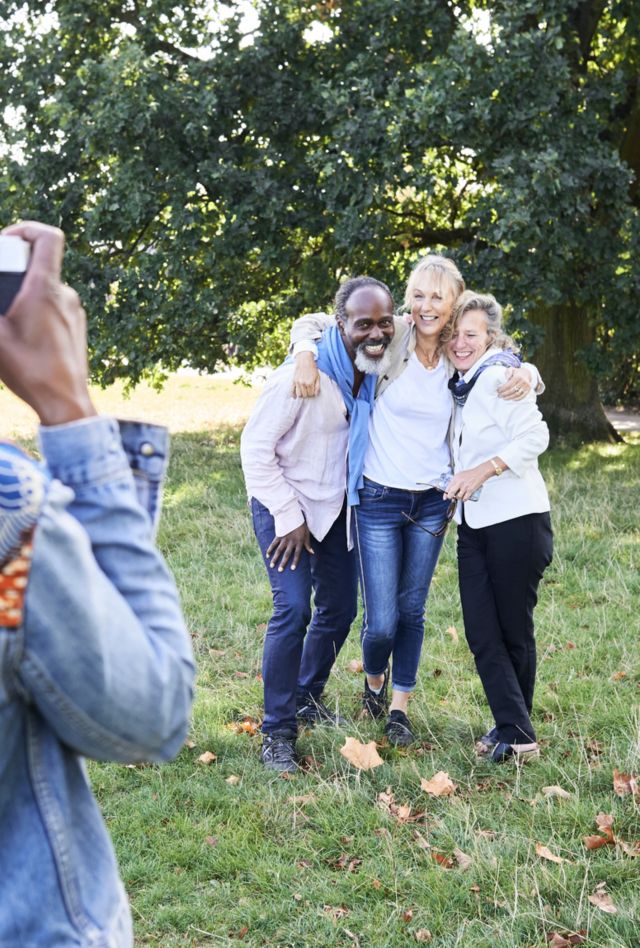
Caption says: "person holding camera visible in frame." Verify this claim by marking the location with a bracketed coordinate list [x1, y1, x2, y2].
[0, 222, 194, 946]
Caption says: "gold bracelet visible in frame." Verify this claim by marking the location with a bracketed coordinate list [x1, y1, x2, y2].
[490, 458, 504, 477]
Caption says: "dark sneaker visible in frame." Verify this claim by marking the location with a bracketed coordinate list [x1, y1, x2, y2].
[384, 710, 416, 747]
[261, 733, 298, 773]
[362, 666, 390, 719]
[296, 696, 346, 727]
[475, 725, 499, 757]
[490, 741, 539, 764]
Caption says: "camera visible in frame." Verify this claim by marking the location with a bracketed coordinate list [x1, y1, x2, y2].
[0, 236, 30, 315]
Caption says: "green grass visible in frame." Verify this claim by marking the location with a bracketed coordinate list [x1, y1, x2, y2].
[7, 380, 638, 946]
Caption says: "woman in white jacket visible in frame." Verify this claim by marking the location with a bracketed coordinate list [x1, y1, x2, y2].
[443, 291, 553, 763]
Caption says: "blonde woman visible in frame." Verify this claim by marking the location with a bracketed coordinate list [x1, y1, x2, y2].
[444, 291, 553, 763]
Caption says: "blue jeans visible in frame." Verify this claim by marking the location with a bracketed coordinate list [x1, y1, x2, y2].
[251, 498, 357, 735]
[354, 480, 449, 692]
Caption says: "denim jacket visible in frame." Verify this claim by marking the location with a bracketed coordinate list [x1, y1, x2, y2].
[0, 417, 195, 947]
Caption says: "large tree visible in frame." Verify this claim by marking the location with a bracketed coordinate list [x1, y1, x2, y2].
[1, 0, 638, 440]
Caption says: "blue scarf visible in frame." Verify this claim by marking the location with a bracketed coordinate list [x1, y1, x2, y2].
[448, 350, 522, 407]
[316, 326, 376, 506]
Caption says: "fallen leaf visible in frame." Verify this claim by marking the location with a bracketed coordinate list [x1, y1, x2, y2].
[377, 789, 424, 823]
[547, 933, 587, 946]
[344, 929, 361, 947]
[197, 751, 217, 765]
[225, 774, 240, 786]
[453, 848, 473, 871]
[415, 931, 432, 943]
[595, 812, 614, 834]
[205, 836, 218, 847]
[340, 737, 384, 770]
[374, 827, 392, 839]
[432, 668, 443, 678]
[445, 625, 459, 644]
[288, 794, 316, 806]
[584, 833, 612, 851]
[234, 670, 249, 679]
[323, 905, 349, 919]
[347, 658, 364, 673]
[588, 889, 617, 914]
[184, 739, 196, 749]
[470, 884, 480, 893]
[234, 716, 260, 735]
[420, 771, 457, 797]
[618, 839, 640, 857]
[299, 754, 321, 771]
[402, 909, 414, 922]
[371, 878, 383, 890]
[535, 843, 571, 865]
[255, 623, 267, 633]
[330, 853, 362, 873]
[297, 859, 312, 869]
[613, 768, 639, 798]
[230, 926, 249, 940]
[565, 641, 577, 650]
[293, 893, 302, 902]
[476, 829, 496, 840]
[431, 851, 454, 868]
[209, 648, 226, 658]
[611, 671, 627, 681]
[541, 785, 572, 800]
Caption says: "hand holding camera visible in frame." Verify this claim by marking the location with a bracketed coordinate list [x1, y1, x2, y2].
[0, 222, 96, 426]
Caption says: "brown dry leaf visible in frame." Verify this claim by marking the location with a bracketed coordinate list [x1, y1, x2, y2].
[453, 848, 473, 871]
[209, 648, 226, 658]
[413, 830, 431, 850]
[374, 826, 392, 839]
[541, 785, 572, 800]
[618, 839, 640, 857]
[611, 670, 627, 681]
[595, 812, 615, 835]
[184, 739, 196, 749]
[584, 834, 612, 851]
[371, 878, 383, 890]
[565, 641, 577, 650]
[225, 774, 241, 786]
[233, 925, 249, 940]
[340, 736, 384, 770]
[288, 794, 316, 806]
[347, 658, 364, 673]
[402, 909, 414, 922]
[297, 859, 312, 869]
[293, 893, 302, 902]
[584, 812, 616, 850]
[323, 905, 349, 920]
[470, 884, 480, 893]
[476, 828, 497, 840]
[547, 933, 587, 947]
[205, 835, 219, 847]
[613, 768, 639, 798]
[234, 716, 260, 735]
[445, 625, 459, 644]
[420, 771, 457, 797]
[432, 851, 454, 869]
[376, 789, 422, 823]
[197, 751, 217, 765]
[255, 622, 267, 633]
[330, 853, 362, 873]
[234, 670, 249, 679]
[588, 889, 617, 914]
[414, 931, 432, 943]
[535, 843, 571, 865]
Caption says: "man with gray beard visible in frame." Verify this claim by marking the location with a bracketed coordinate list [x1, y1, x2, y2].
[241, 277, 394, 772]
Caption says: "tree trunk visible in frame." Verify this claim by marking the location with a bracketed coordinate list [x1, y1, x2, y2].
[529, 302, 622, 444]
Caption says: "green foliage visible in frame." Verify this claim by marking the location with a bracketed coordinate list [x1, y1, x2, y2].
[1, 1, 639, 403]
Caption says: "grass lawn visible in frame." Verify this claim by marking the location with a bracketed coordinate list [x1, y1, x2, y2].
[3, 377, 639, 946]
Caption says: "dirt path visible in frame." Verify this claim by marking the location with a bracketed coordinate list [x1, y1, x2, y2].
[605, 408, 640, 434]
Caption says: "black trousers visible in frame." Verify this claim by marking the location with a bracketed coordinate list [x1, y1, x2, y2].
[457, 511, 553, 744]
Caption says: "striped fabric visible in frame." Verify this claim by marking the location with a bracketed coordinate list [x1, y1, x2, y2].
[0, 442, 47, 568]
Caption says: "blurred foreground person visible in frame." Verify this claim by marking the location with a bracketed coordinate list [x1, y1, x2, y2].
[0, 222, 194, 946]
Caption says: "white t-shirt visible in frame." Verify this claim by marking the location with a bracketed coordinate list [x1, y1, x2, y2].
[363, 353, 452, 489]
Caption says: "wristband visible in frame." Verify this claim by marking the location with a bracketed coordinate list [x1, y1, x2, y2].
[490, 458, 505, 477]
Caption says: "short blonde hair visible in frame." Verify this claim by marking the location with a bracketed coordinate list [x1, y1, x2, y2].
[404, 254, 465, 311]
[446, 290, 518, 351]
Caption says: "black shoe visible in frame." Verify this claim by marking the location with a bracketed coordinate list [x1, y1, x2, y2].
[296, 695, 346, 727]
[384, 710, 416, 747]
[490, 741, 539, 764]
[475, 725, 499, 757]
[362, 667, 390, 719]
[261, 733, 298, 773]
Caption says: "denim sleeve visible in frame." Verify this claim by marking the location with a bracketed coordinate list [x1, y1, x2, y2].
[13, 417, 194, 763]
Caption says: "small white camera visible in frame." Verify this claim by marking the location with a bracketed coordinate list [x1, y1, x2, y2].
[0, 235, 30, 315]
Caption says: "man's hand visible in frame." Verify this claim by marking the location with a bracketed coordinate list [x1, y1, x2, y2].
[292, 351, 320, 399]
[266, 523, 314, 571]
[497, 366, 532, 401]
[0, 221, 96, 426]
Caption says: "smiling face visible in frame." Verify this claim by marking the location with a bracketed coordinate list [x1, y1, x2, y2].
[447, 308, 492, 372]
[339, 285, 395, 375]
[410, 273, 457, 345]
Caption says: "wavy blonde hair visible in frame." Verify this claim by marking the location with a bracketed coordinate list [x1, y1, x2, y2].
[403, 254, 465, 311]
[444, 290, 518, 352]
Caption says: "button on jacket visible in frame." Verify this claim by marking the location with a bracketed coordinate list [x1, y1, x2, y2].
[0, 417, 194, 947]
